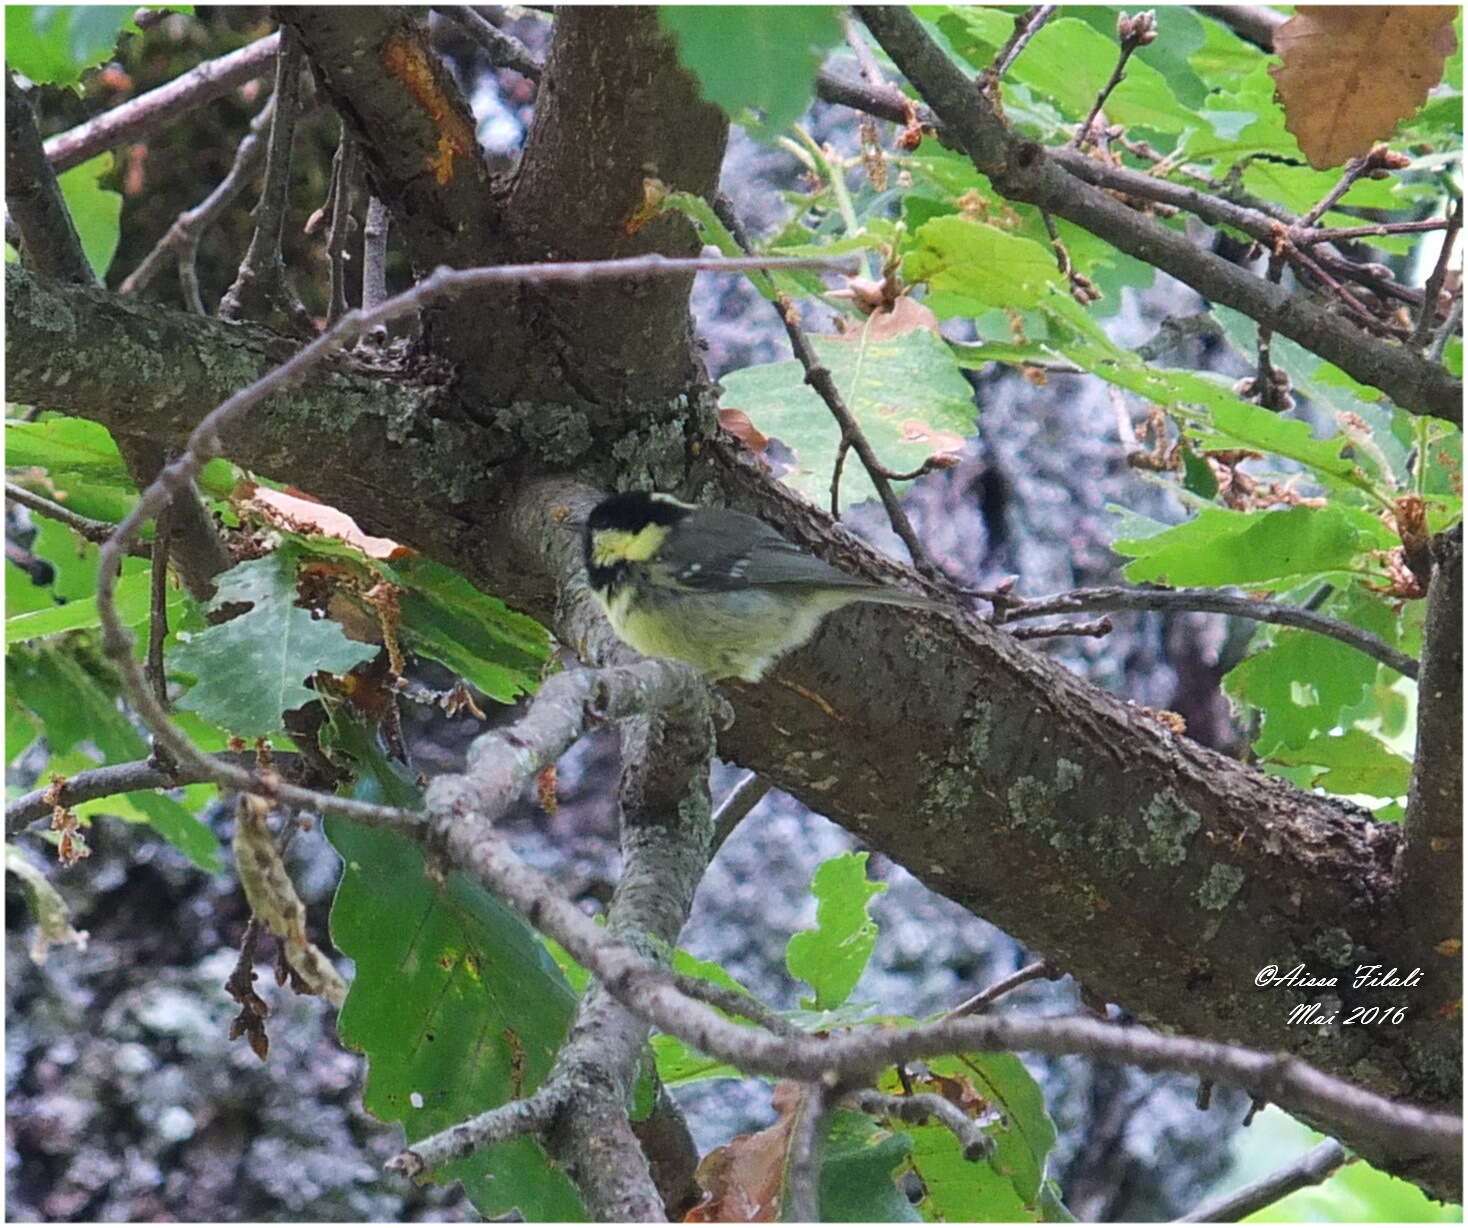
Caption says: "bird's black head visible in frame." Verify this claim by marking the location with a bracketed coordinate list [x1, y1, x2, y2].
[585, 491, 691, 534]
[582, 492, 694, 583]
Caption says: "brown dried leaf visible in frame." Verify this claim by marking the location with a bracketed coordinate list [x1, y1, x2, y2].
[719, 407, 772, 460]
[243, 483, 409, 560]
[1270, 7, 1459, 169]
[686, 1081, 804, 1221]
[858, 295, 942, 341]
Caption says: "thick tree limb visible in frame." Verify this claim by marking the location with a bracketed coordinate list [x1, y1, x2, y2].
[7, 76, 231, 600]
[855, 7, 1461, 424]
[9, 273, 1455, 1187]
[539, 698, 714, 1220]
[283, 7, 727, 409]
[1400, 526, 1463, 1026]
[418, 773, 1462, 1167]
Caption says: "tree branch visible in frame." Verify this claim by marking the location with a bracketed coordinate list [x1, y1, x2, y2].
[784, 1081, 834, 1222]
[993, 585, 1419, 679]
[7, 71, 94, 283]
[711, 192, 939, 578]
[1193, 6, 1284, 50]
[42, 32, 281, 174]
[539, 697, 714, 1220]
[415, 787, 1468, 1168]
[119, 93, 275, 307]
[218, 28, 313, 333]
[431, 5, 543, 80]
[1399, 525, 1463, 1022]
[1174, 1138, 1348, 1222]
[5, 480, 150, 556]
[10, 264, 1455, 1189]
[856, 7, 1462, 424]
[849, 1088, 994, 1162]
[4, 751, 306, 836]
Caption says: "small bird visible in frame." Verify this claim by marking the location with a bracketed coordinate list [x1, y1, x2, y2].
[582, 490, 945, 682]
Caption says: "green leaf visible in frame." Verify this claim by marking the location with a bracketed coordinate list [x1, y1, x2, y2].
[8, 642, 220, 869]
[1225, 626, 1379, 755]
[1009, 16, 1201, 137]
[6, 415, 134, 483]
[786, 851, 887, 1010]
[883, 1051, 1063, 1221]
[383, 557, 550, 704]
[74, 787, 222, 873]
[1267, 729, 1412, 800]
[6, 843, 89, 960]
[8, 642, 114, 755]
[659, 6, 841, 137]
[1178, 446, 1218, 499]
[1114, 505, 1375, 590]
[6, 560, 55, 617]
[6, 563, 180, 646]
[171, 553, 377, 736]
[1232, 1107, 1461, 1223]
[56, 154, 121, 279]
[905, 215, 1061, 312]
[6, 687, 42, 764]
[5, 6, 135, 87]
[327, 817, 585, 1222]
[1192, 399, 1368, 489]
[818, 1110, 921, 1222]
[650, 1032, 745, 1086]
[720, 327, 977, 511]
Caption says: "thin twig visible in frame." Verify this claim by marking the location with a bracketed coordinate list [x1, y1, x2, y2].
[6, 751, 297, 834]
[361, 197, 391, 311]
[1428, 297, 1463, 365]
[1300, 152, 1379, 230]
[986, 5, 1058, 82]
[1174, 1139, 1349, 1222]
[814, 67, 938, 133]
[839, 8, 888, 89]
[5, 481, 148, 555]
[942, 960, 1060, 1021]
[323, 132, 360, 325]
[1284, 242, 1402, 336]
[145, 505, 174, 709]
[431, 6, 543, 80]
[785, 1082, 833, 1223]
[711, 770, 771, 848]
[1254, 252, 1287, 410]
[710, 193, 940, 577]
[1193, 5, 1285, 51]
[670, 973, 806, 1040]
[1295, 217, 1453, 246]
[1071, 12, 1154, 151]
[849, 1088, 994, 1162]
[388, 1086, 563, 1177]
[120, 93, 276, 305]
[1411, 198, 1463, 348]
[43, 33, 281, 174]
[1010, 617, 1113, 641]
[218, 29, 313, 333]
[994, 585, 1418, 678]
